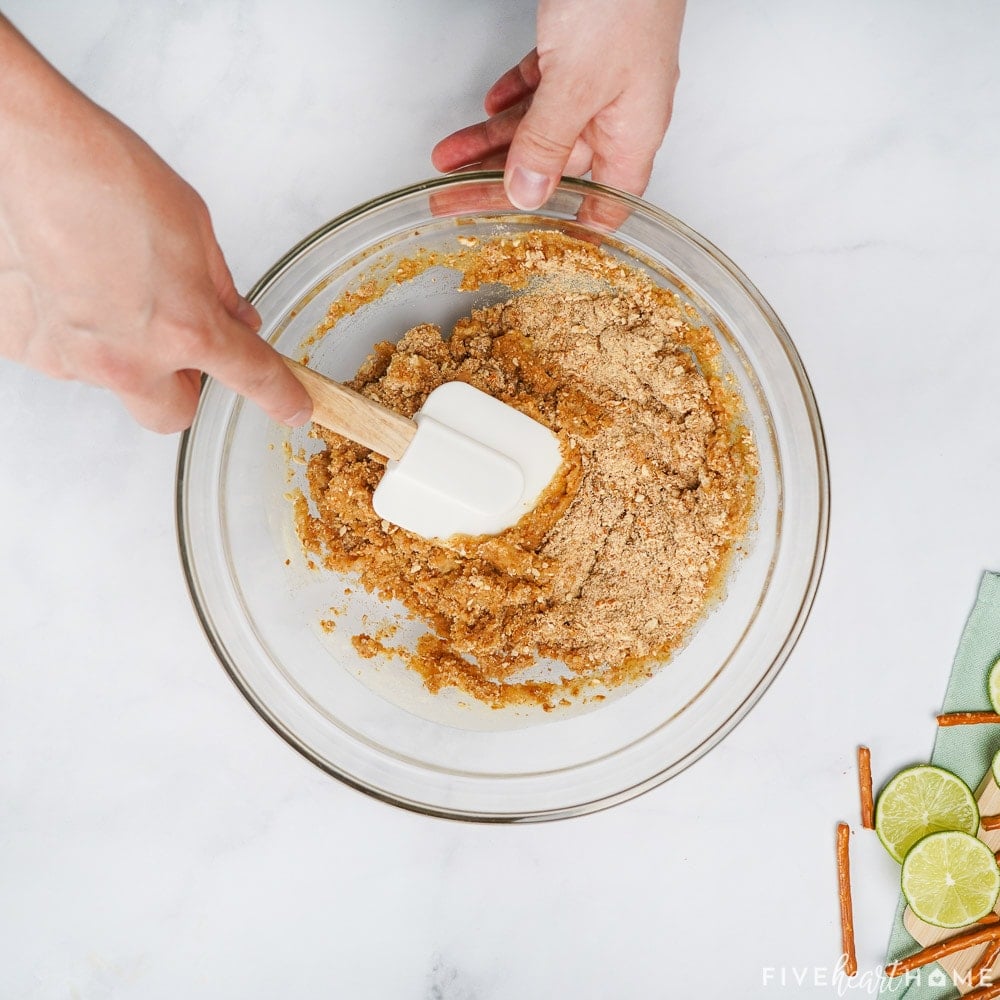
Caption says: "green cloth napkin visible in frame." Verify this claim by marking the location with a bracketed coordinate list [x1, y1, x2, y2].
[882, 571, 1000, 998]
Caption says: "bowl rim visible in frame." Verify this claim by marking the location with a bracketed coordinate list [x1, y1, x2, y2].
[175, 172, 830, 823]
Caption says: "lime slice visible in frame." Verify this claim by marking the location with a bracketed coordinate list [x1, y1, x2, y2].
[875, 765, 979, 864]
[902, 830, 1000, 927]
[988, 656, 1000, 714]
[993, 748, 1000, 788]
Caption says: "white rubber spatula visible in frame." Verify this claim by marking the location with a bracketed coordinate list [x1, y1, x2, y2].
[283, 359, 562, 540]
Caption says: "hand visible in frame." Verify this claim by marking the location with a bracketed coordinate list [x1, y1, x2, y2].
[0, 17, 312, 433]
[432, 0, 686, 210]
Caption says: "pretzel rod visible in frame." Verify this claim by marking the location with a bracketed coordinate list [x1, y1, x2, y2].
[964, 978, 1000, 1000]
[857, 746, 874, 829]
[887, 924, 1000, 976]
[837, 823, 857, 977]
[937, 712, 1000, 727]
[969, 937, 1000, 991]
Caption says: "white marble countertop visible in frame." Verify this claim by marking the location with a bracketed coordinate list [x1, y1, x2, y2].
[3, 2, 1000, 997]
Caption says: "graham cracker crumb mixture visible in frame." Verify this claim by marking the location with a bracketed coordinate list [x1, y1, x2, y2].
[293, 231, 757, 710]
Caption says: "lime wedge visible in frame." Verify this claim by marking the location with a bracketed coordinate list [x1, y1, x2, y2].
[902, 830, 1000, 927]
[875, 765, 979, 864]
[988, 656, 1000, 714]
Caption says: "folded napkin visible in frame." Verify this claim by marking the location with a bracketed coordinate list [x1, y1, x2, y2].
[883, 571, 1000, 998]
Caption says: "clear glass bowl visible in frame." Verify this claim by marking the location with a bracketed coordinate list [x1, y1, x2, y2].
[176, 174, 829, 821]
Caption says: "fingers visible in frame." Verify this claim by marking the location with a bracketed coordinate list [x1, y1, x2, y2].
[444, 139, 593, 185]
[473, 153, 512, 173]
[434, 54, 597, 202]
[503, 78, 594, 211]
[590, 146, 657, 201]
[587, 82, 677, 197]
[232, 293, 262, 331]
[117, 368, 202, 434]
[203, 233, 263, 331]
[431, 100, 525, 173]
[433, 50, 541, 173]
[483, 50, 541, 115]
[196, 310, 313, 427]
[112, 307, 310, 433]
[428, 180, 519, 219]
[562, 138, 594, 178]
[576, 189, 634, 234]
[196, 236, 304, 426]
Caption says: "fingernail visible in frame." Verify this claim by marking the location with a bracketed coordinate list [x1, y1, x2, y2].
[286, 405, 313, 427]
[235, 295, 262, 330]
[508, 166, 551, 210]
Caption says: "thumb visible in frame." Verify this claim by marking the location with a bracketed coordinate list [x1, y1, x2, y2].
[504, 77, 592, 210]
[203, 236, 263, 331]
[199, 311, 313, 427]
[191, 221, 310, 424]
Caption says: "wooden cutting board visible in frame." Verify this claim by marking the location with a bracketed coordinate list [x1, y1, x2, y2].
[902, 772, 1000, 993]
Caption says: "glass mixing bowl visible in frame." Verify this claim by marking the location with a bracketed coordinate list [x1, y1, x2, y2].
[176, 174, 829, 821]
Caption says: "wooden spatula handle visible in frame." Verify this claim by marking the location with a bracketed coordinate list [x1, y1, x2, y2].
[283, 358, 416, 461]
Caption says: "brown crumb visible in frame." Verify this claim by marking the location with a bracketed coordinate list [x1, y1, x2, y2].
[351, 633, 407, 661]
[293, 231, 757, 709]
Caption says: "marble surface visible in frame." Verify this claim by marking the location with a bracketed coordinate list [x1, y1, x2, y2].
[2, 1, 1000, 997]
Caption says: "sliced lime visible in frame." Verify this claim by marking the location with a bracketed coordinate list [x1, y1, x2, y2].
[902, 830, 1000, 927]
[988, 656, 1000, 715]
[875, 765, 979, 864]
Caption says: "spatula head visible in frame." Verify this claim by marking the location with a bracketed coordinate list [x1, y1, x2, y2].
[371, 381, 562, 540]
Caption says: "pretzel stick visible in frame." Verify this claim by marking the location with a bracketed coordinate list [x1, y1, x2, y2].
[937, 712, 1000, 727]
[857, 746, 874, 829]
[970, 938, 1000, 990]
[982, 815, 1000, 832]
[886, 924, 1000, 976]
[964, 978, 1000, 1000]
[837, 823, 857, 977]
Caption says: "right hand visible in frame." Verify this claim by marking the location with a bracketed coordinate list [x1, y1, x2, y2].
[0, 16, 312, 433]
[432, 0, 686, 210]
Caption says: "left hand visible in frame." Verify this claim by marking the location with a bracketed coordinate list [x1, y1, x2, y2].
[431, 0, 686, 210]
